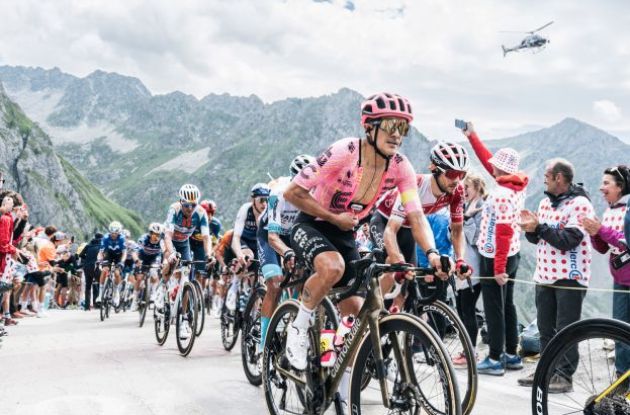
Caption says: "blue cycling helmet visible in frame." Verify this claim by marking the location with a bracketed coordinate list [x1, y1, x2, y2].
[250, 182, 271, 198]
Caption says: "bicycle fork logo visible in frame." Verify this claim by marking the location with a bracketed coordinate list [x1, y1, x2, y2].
[331, 317, 362, 379]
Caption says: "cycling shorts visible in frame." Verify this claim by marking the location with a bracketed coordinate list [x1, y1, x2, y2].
[172, 239, 191, 262]
[257, 226, 291, 280]
[369, 212, 417, 265]
[189, 238, 208, 277]
[102, 251, 123, 266]
[290, 213, 360, 288]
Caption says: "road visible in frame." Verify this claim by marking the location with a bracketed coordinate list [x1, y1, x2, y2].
[0, 310, 535, 415]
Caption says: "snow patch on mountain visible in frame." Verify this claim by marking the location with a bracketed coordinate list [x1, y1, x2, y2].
[147, 147, 210, 175]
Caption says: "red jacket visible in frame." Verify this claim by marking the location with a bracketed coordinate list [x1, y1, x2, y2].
[0, 212, 15, 276]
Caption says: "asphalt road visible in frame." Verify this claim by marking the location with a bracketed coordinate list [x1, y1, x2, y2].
[0, 310, 535, 415]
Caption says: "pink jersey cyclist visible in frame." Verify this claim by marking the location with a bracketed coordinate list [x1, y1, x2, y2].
[293, 137, 421, 221]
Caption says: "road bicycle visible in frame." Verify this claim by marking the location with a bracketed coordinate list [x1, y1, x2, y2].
[134, 263, 161, 328]
[262, 250, 461, 415]
[531, 318, 630, 415]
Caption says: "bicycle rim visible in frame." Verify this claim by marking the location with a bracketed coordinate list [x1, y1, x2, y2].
[241, 287, 265, 386]
[192, 280, 205, 337]
[221, 305, 240, 351]
[532, 318, 630, 415]
[350, 314, 461, 415]
[176, 283, 197, 356]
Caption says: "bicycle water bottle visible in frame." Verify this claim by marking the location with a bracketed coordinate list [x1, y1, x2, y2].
[43, 291, 51, 310]
[320, 329, 337, 367]
[334, 315, 355, 348]
[226, 290, 237, 311]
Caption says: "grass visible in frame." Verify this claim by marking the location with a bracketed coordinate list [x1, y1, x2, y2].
[59, 156, 144, 235]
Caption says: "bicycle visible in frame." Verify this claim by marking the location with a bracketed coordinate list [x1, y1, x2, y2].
[221, 259, 258, 351]
[114, 271, 134, 313]
[262, 250, 461, 415]
[97, 261, 114, 322]
[179, 259, 209, 337]
[153, 258, 199, 357]
[240, 261, 337, 387]
[531, 318, 630, 415]
[134, 263, 161, 328]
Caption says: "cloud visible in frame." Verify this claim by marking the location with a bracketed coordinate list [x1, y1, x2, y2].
[593, 100, 622, 122]
[0, 0, 629, 142]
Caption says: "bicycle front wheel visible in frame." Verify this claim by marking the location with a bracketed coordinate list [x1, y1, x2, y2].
[138, 282, 150, 328]
[350, 314, 462, 415]
[176, 282, 198, 356]
[532, 318, 630, 415]
[191, 279, 205, 337]
[241, 286, 266, 386]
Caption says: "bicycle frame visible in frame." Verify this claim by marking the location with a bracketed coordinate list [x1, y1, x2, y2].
[593, 369, 630, 402]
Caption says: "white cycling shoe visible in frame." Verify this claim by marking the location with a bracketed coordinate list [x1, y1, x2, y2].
[285, 322, 309, 370]
[179, 320, 192, 340]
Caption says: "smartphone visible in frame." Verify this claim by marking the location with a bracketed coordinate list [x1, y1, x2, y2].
[455, 119, 467, 130]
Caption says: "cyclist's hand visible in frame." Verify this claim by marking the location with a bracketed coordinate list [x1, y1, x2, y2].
[429, 253, 449, 281]
[237, 254, 248, 268]
[333, 212, 358, 231]
[425, 274, 435, 283]
[168, 252, 177, 263]
[283, 249, 296, 271]
[494, 273, 509, 286]
[456, 259, 472, 280]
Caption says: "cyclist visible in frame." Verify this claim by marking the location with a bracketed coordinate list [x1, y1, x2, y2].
[162, 184, 211, 339]
[372, 141, 472, 309]
[283, 92, 446, 374]
[96, 221, 127, 306]
[232, 183, 270, 268]
[190, 200, 221, 280]
[257, 154, 315, 351]
[213, 229, 235, 315]
[121, 229, 139, 307]
[133, 222, 164, 306]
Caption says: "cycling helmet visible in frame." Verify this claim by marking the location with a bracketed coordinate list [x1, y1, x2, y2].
[200, 199, 217, 215]
[361, 92, 413, 125]
[108, 221, 123, 234]
[430, 141, 470, 172]
[179, 183, 201, 203]
[122, 229, 131, 239]
[289, 154, 316, 177]
[148, 222, 163, 234]
[250, 183, 271, 198]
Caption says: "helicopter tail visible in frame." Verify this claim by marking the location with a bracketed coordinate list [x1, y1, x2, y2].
[502, 45, 508, 57]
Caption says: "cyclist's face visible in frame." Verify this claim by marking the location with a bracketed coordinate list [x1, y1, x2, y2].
[373, 118, 407, 156]
[181, 201, 197, 216]
[253, 197, 268, 212]
[435, 170, 463, 194]
[149, 232, 160, 243]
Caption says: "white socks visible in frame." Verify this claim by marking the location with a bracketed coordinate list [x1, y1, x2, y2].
[293, 303, 314, 329]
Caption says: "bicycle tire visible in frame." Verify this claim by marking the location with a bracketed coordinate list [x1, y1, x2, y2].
[191, 279, 205, 337]
[417, 300, 477, 415]
[221, 303, 240, 351]
[138, 281, 150, 328]
[241, 286, 266, 386]
[532, 318, 630, 415]
[104, 279, 112, 319]
[154, 287, 170, 345]
[114, 281, 123, 314]
[350, 314, 462, 415]
[176, 282, 198, 356]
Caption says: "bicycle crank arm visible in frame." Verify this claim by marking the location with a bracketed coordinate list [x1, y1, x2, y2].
[273, 356, 307, 387]
[367, 309, 391, 408]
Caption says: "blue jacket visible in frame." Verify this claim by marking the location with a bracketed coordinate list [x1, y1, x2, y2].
[417, 212, 453, 267]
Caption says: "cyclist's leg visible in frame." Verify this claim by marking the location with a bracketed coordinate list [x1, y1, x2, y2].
[257, 229, 285, 348]
[189, 238, 205, 281]
[391, 227, 416, 312]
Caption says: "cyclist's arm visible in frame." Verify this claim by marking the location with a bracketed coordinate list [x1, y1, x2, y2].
[383, 218, 404, 263]
[199, 210, 212, 256]
[267, 191, 291, 255]
[231, 204, 248, 259]
[268, 232, 291, 256]
[451, 221, 465, 261]
[284, 182, 337, 223]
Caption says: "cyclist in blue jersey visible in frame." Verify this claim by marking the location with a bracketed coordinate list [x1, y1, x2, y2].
[96, 221, 127, 305]
[257, 155, 315, 352]
[133, 222, 164, 305]
[162, 184, 212, 280]
[190, 199, 221, 280]
[231, 183, 270, 268]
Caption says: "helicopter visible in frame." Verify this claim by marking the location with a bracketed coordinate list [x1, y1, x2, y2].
[501, 21, 554, 57]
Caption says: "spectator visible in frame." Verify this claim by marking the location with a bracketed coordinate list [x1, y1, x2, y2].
[79, 232, 103, 311]
[453, 173, 487, 366]
[582, 165, 630, 382]
[519, 158, 594, 392]
[1, 192, 18, 326]
[462, 122, 529, 376]
[34, 226, 62, 317]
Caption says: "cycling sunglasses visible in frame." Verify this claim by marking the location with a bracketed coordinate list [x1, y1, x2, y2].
[181, 202, 197, 209]
[255, 197, 268, 204]
[438, 167, 467, 180]
[374, 118, 410, 137]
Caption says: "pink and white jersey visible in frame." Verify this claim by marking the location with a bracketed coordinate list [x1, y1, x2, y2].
[601, 198, 629, 257]
[533, 196, 595, 286]
[477, 185, 526, 258]
[293, 137, 421, 221]
[376, 174, 464, 227]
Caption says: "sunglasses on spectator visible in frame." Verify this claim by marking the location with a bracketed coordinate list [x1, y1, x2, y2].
[181, 202, 197, 209]
[606, 166, 627, 189]
[374, 118, 410, 137]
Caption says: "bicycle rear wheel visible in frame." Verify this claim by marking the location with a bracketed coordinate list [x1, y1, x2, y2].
[176, 282, 197, 356]
[191, 279, 205, 337]
[350, 314, 461, 415]
[417, 301, 477, 415]
[154, 285, 170, 345]
[221, 303, 240, 351]
[532, 318, 630, 415]
[241, 286, 266, 386]
[138, 280, 150, 328]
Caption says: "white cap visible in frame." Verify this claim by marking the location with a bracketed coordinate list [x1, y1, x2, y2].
[489, 148, 520, 174]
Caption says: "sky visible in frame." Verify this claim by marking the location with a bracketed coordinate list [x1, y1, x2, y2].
[1, 0, 629, 142]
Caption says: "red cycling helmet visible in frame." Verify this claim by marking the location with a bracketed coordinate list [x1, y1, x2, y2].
[360, 92, 413, 125]
[200, 199, 217, 215]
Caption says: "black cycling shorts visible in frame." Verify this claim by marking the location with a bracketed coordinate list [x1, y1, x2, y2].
[103, 251, 123, 265]
[290, 213, 360, 288]
[25, 271, 51, 287]
[369, 212, 417, 265]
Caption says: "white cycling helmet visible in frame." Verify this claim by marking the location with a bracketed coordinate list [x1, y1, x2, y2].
[250, 182, 271, 198]
[289, 154, 316, 177]
[108, 221, 123, 234]
[122, 229, 131, 239]
[430, 141, 470, 172]
[148, 222, 163, 234]
[179, 183, 201, 203]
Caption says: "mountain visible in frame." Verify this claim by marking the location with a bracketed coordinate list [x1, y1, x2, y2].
[0, 81, 143, 238]
[0, 65, 433, 226]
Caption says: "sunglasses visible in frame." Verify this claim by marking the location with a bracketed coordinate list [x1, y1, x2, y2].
[606, 167, 627, 189]
[181, 202, 197, 209]
[375, 118, 410, 137]
[255, 197, 268, 204]
[149, 231, 161, 237]
[437, 168, 467, 180]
